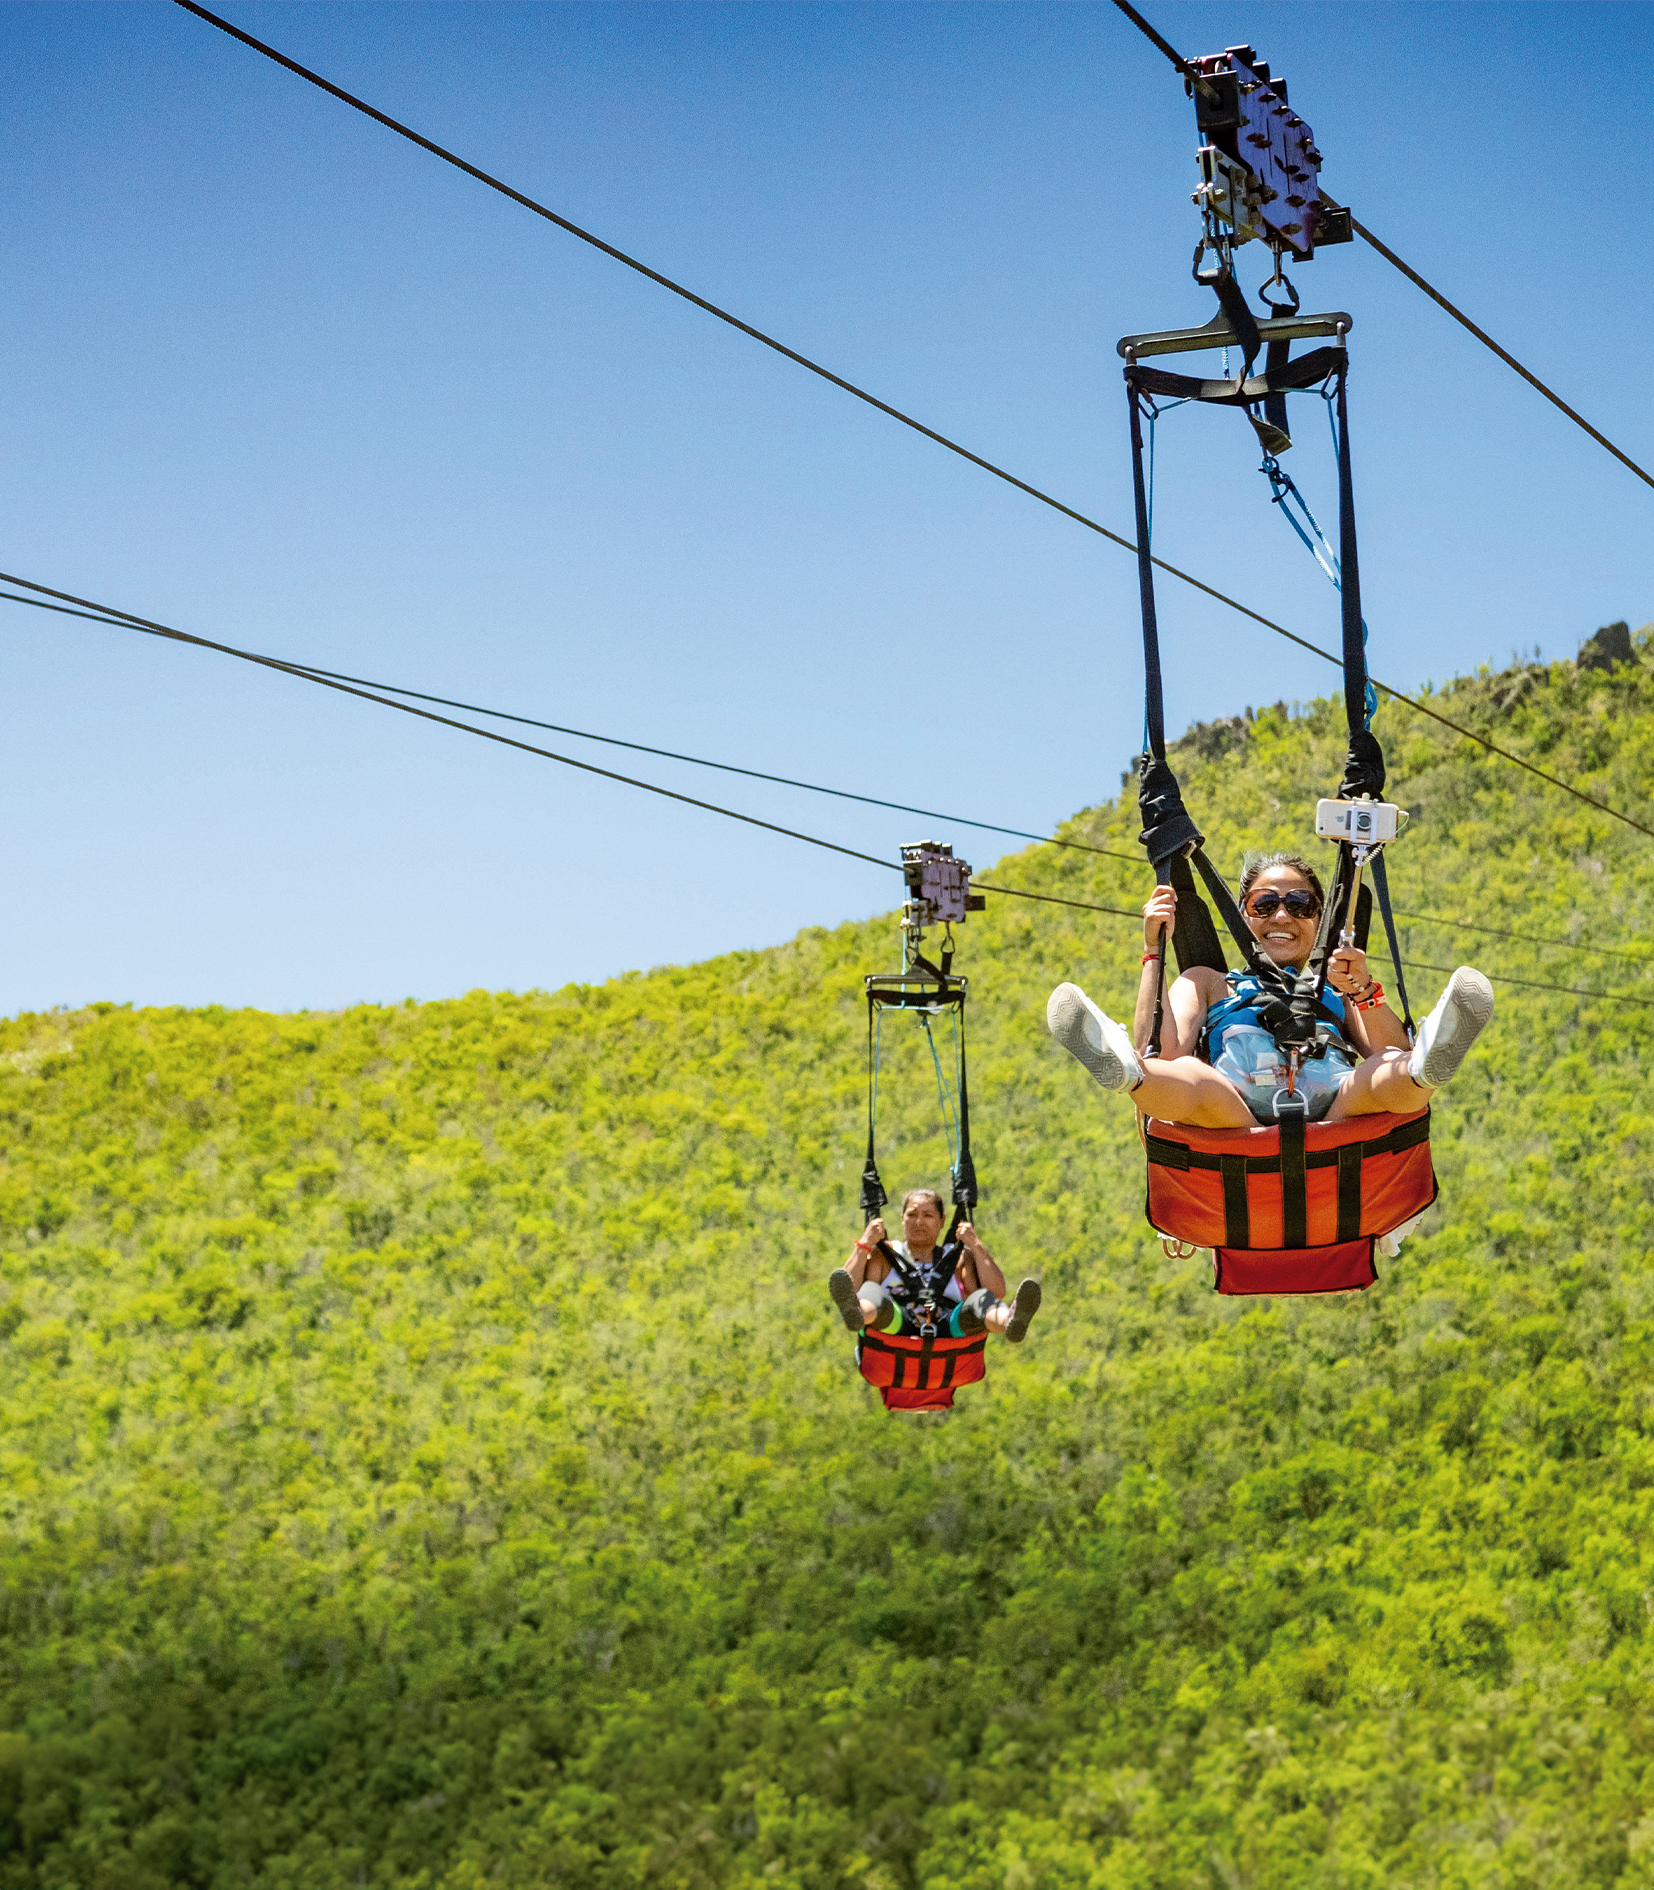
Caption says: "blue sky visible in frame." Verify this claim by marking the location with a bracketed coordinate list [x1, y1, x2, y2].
[4, 1, 1648, 1012]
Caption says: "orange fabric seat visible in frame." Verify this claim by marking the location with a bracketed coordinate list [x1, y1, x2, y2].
[854, 1328, 987, 1411]
[1142, 1107, 1437, 1295]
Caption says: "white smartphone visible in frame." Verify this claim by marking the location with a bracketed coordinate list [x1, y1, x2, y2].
[1315, 798, 1402, 844]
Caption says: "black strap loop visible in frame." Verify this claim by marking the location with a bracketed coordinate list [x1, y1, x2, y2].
[1368, 849, 1415, 1036]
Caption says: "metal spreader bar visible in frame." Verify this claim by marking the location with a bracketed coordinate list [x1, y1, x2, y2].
[1118, 309, 1354, 361]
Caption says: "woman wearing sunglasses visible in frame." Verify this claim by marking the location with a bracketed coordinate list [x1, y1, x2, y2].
[1046, 851, 1493, 1127]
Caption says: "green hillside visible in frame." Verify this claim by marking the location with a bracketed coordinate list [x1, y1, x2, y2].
[3, 632, 1653, 1888]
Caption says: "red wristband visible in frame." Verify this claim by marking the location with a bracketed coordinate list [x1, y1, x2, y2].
[1353, 981, 1386, 1012]
[854, 1238, 873, 1254]
[1141, 950, 1161, 965]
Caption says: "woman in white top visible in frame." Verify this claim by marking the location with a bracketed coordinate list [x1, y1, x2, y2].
[828, 1187, 1040, 1341]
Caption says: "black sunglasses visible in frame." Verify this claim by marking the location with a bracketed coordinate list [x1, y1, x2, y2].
[1246, 889, 1321, 919]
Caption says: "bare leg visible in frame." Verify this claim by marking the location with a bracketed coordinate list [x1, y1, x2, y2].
[1131, 1056, 1256, 1129]
[1323, 1049, 1429, 1122]
[981, 1279, 1041, 1340]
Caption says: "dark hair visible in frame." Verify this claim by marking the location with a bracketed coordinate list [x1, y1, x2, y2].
[900, 1188, 946, 1221]
[1238, 850, 1325, 911]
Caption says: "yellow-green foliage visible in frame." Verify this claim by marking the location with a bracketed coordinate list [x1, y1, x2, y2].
[2, 638, 1653, 1887]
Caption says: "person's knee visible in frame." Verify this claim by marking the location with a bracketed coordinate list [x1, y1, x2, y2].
[953, 1287, 998, 1336]
[860, 1277, 896, 1330]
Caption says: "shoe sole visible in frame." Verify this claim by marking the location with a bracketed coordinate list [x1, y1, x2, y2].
[1046, 984, 1138, 1091]
[1005, 1277, 1042, 1343]
[1417, 968, 1495, 1088]
[828, 1268, 865, 1333]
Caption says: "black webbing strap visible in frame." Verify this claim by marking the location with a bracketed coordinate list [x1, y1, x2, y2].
[1220, 1154, 1250, 1249]
[952, 1004, 977, 1213]
[858, 1329, 987, 1378]
[1195, 255, 1262, 378]
[1143, 1110, 1431, 1175]
[1147, 929, 1171, 1060]
[1259, 278, 1301, 449]
[1352, 883, 1373, 951]
[1279, 1112, 1309, 1248]
[1126, 373, 1204, 896]
[1128, 382, 1168, 765]
[860, 993, 887, 1218]
[1336, 1143, 1363, 1242]
[1368, 849, 1415, 1036]
[1170, 851, 1227, 976]
[1132, 347, 1344, 409]
[1334, 361, 1368, 744]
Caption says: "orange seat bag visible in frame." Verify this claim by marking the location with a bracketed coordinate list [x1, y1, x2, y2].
[1143, 1108, 1437, 1295]
[855, 1328, 987, 1411]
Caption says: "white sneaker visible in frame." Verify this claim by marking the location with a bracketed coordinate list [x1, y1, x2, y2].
[1046, 983, 1145, 1092]
[1407, 967, 1495, 1089]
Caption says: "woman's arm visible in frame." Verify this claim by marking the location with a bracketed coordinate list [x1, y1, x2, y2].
[1131, 885, 1177, 1049]
[955, 1224, 1005, 1298]
[1327, 946, 1411, 1055]
[1131, 885, 1218, 1060]
[845, 1218, 890, 1287]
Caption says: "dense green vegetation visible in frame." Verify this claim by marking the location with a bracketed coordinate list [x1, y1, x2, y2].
[2, 632, 1653, 1887]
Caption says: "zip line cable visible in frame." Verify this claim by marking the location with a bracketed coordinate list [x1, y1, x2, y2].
[1108, 0, 1654, 496]
[4, 583, 1647, 978]
[3, 584, 1139, 859]
[267, 658, 1144, 867]
[170, 4, 1654, 845]
[0, 574, 1139, 925]
[1386, 908, 1650, 966]
[1329, 207, 1654, 497]
[1369, 955, 1654, 1012]
[244, 658, 1654, 968]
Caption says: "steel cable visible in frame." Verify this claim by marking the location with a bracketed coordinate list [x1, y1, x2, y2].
[0, 575, 1140, 924]
[4, 581, 1648, 982]
[169, 2, 1653, 845]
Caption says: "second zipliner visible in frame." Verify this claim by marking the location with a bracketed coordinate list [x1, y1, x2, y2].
[829, 844, 1041, 1413]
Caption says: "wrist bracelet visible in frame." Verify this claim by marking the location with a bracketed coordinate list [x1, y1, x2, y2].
[1353, 981, 1386, 1012]
[1141, 950, 1161, 965]
[854, 1238, 873, 1254]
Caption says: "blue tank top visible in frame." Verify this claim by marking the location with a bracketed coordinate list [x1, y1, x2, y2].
[1203, 973, 1356, 1122]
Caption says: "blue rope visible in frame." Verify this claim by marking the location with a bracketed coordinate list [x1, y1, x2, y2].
[1260, 394, 1378, 727]
[917, 1011, 962, 1170]
[1144, 397, 1189, 546]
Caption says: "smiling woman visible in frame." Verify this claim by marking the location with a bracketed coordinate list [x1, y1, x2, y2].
[1046, 849, 1495, 1131]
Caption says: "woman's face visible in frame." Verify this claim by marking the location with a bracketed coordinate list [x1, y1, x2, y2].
[1243, 864, 1322, 966]
[901, 1194, 945, 1250]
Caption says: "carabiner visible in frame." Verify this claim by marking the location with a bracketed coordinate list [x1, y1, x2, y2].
[1258, 262, 1300, 318]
